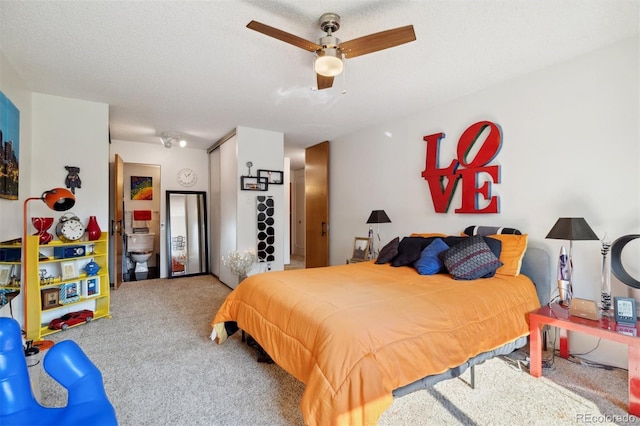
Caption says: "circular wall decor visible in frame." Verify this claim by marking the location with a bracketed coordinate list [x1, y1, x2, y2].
[256, 196, 275, 262]
[611, 234, 640, 289]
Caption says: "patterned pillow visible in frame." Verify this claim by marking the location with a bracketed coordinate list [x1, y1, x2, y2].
[440, 235, 504, 280]
[414, 238, 449, 275]
[375, 237, 400, 264]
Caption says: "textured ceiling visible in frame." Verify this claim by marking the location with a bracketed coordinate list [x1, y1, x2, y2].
[1, 1, 638, 169]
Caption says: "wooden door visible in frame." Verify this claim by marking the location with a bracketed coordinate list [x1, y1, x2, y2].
[112, 154, 124, 289]
[305, 141, 329, 268]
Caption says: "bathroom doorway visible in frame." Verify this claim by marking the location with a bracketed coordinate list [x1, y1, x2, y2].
[121, 162, 161, 281]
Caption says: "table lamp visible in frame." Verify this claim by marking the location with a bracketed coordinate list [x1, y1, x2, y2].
[545, 217, 599, 307]
[366, 210, 391, 257]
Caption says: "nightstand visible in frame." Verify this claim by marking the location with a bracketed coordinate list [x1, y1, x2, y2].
[529, 302, 640, 416]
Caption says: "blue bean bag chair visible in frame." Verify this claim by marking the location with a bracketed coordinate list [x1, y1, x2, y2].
[0, 317, 117, 425]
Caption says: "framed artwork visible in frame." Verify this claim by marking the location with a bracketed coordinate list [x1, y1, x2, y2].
[60, 282, 80, 304]
[257, 169, 284, 185]
[351, 237, 371, 262]
[41, 288, 60, 310]
[241, 176, 268, 191]
[131, 176, 153, 200]
[0, 91, 20, 200]
[0, 264, 11, 285]
[61, 260, 78, 281]
[84, 276, 100, 297]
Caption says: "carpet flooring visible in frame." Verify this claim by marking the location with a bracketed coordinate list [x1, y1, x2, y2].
[37, 275, 635, 425]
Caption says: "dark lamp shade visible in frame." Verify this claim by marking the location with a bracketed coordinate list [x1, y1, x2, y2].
[42, 188, 76, 211]
[366, 210, 391, 224]
[545, 217, 599, 241]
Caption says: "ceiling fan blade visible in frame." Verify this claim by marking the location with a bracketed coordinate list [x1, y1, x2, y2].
[340, 25, 416, 59]
[317, 74, 334, 90]
[247, 20, 322, 52]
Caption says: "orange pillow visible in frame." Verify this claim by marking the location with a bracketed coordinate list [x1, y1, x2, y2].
[489, 234, 528, 276]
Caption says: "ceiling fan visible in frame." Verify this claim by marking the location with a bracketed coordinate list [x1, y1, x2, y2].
[247, 13, 416, 90]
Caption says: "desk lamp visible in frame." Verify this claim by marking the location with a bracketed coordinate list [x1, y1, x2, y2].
[545, 217, 598, 307]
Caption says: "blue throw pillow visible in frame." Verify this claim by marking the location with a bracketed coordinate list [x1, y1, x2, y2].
[414, 238, 449, 275]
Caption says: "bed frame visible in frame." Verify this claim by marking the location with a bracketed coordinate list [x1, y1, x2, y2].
[393, 246, 551, 397]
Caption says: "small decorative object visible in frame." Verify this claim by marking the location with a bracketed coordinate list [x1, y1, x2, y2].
[64, 166, 81, 194]
[611, 234, 640, 289]
[53, 245, 85, 259]
[614, 296, 637, 325]
[600, 233, 612, 314]
[257, 169, 284, 184]
[41, 288, 60, 310]
[60, 260, 78, 281]
[131, 176, 153, 200]
[241, 176, 268, 191]
[83, 259, 100, 276]
[351, 237, 371, 263]
[0, 265, 11, 285]
[55, 212, 85, 242]
[222, 249, 257, 281]
[60, 282, 80, 304]
[86, 215, 102, 241]
[177, 168, 197, 187]
[32, 217, 54, 244]
[257, 196, 275, 262]
[556, 246, 572, 307]
[246, 161, 253, 176]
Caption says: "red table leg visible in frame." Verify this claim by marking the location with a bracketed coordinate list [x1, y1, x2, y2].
[629, 345, 640, 416]
[529, 316, 542, 377]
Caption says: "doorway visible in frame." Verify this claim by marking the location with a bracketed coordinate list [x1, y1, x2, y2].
[121, 162, 161, 282]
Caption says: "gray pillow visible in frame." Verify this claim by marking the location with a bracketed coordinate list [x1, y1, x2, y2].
[375, 237, 399, 264]
[440, 235, 503, 280]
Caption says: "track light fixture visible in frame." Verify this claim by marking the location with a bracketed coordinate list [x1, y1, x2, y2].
[160, 131, 187, 149]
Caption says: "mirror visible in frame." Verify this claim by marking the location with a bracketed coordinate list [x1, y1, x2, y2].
[166, 191, 208, 278]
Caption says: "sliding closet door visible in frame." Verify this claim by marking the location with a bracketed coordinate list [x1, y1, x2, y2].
[209, 148, 221, 278]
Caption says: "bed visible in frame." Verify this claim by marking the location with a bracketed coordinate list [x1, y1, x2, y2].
[211, 231, 550, 425]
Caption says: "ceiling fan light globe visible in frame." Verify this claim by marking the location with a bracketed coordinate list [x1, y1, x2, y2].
[315, 54, 343, 77]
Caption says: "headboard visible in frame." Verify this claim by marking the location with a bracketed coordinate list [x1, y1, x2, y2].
[520, 247, 551, 306]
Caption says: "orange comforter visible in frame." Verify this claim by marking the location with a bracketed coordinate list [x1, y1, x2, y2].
[211, 261, 540, 425]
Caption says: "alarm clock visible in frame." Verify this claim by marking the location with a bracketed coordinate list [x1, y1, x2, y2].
[55, 213, 85, 242]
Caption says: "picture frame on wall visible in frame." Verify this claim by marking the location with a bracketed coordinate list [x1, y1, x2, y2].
[257, 169, 284, 185]
[350, 237, 371, 263]
[41, 288, 60, 310]
[241, 176, 268, 191]
[61, 261, 78, 281]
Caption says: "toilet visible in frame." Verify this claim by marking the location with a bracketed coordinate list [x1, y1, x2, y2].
[126, 233, 155, 273]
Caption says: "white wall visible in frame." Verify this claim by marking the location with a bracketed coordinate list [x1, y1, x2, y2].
[331, 37, 639, 368]
[215, 126, 286, 288]
[109, 139, 209, 278]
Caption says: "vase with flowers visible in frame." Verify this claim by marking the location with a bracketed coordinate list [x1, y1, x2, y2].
[222, 249, 257, 282]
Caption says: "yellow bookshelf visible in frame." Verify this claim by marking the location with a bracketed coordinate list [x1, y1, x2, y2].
[25, 233, 111, 340]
